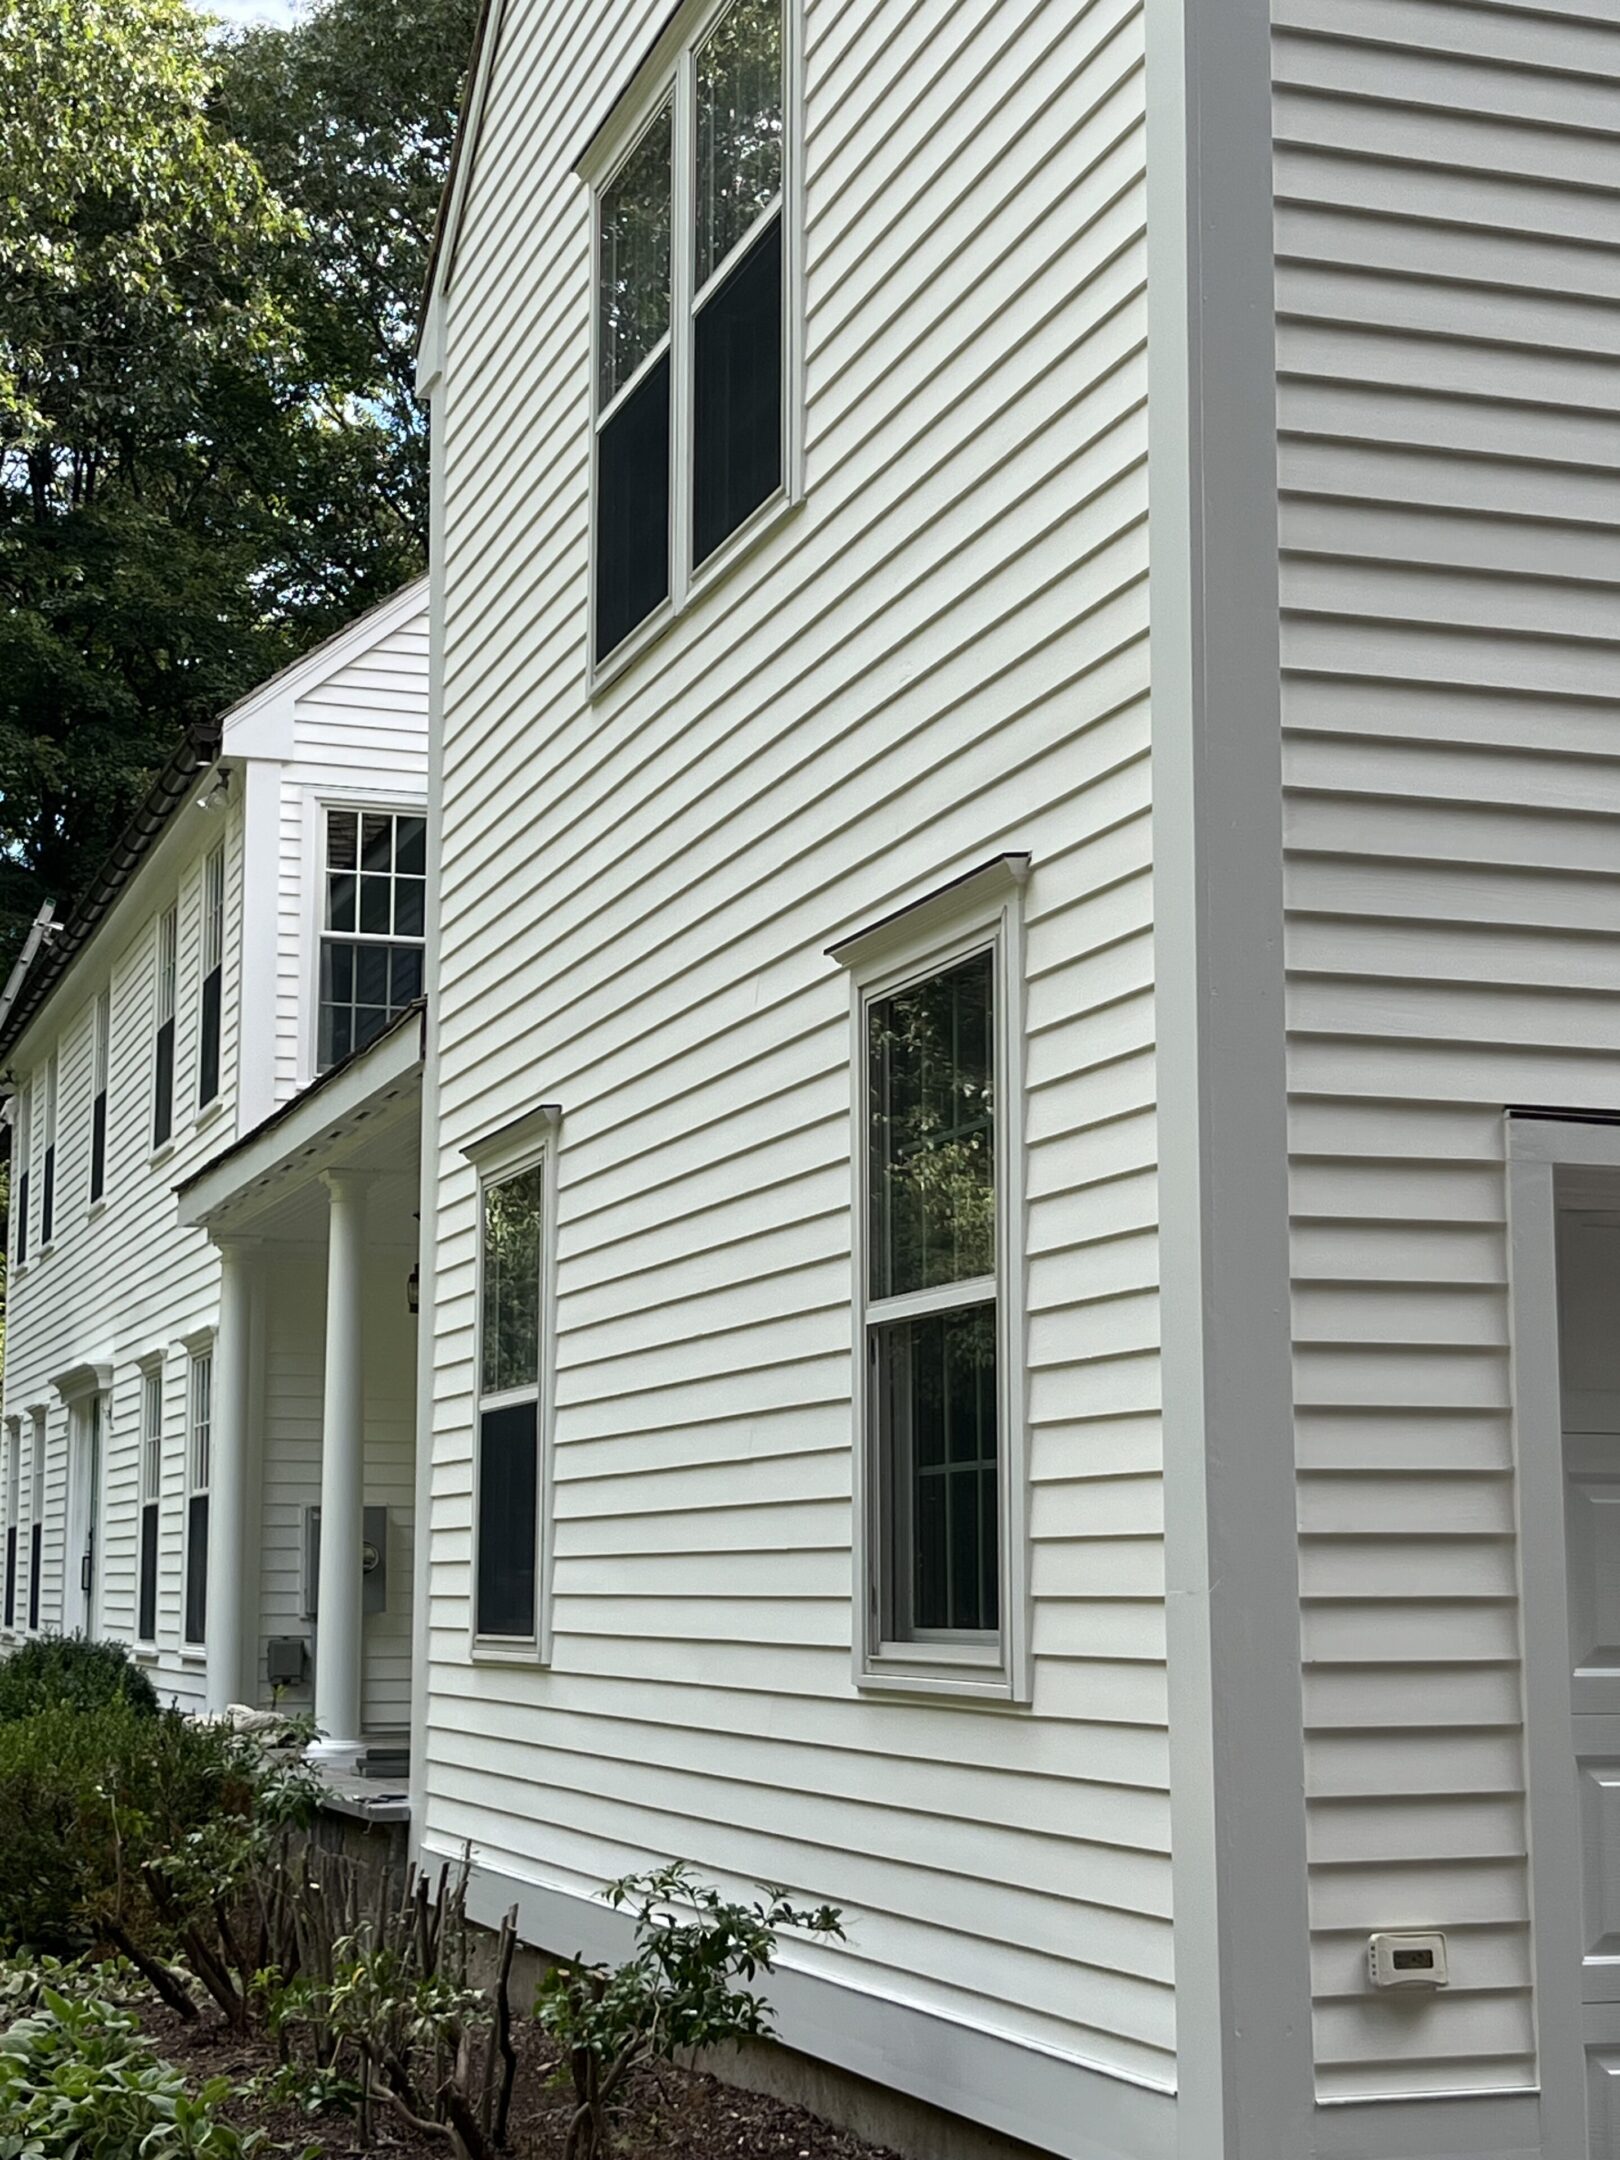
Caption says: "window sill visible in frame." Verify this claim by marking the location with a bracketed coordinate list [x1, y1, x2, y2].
[134, 1644, 159, 1663]
[86, 1200, 107, 1223]
[468, 1637, 548, 1668]
[148, 1141, 176, 1170]
[589, 486, 800, 700]
[856, 1648, 1026, 1706]
[195, 1097, 226, 1130]
[179, 1648, 206, 1667]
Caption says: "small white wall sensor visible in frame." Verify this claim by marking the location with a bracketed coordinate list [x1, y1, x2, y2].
[1367, 1932, 1448, 1990]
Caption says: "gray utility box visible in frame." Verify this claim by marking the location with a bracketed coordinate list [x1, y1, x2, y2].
[302, 1504, 389, 1620]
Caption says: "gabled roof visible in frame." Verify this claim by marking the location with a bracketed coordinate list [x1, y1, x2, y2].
[0, 576, 429, 1071]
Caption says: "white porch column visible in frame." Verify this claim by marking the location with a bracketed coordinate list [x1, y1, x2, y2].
[313, 1170, 367, 1762]
[205, 1239, 258, 1713]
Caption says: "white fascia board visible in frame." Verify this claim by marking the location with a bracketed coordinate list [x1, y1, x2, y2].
[220, 575, 430, 762]
[176, 1009, 423, 1231]
[417, 0, 510, 354]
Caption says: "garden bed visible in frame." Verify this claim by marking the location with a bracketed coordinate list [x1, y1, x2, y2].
[151, 2002, 902, 2159]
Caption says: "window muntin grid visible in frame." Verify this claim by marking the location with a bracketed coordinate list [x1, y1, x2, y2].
[318, 809, 426, 1070]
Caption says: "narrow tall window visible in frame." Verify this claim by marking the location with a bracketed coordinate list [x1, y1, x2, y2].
[197, 843, 225, 1108]
[138, 1366, 162, 1643]
[475, 1158, 547, 1642]
[184, 1352, 210, 1645]
[591, 0, 787, 664]
[3, 1419, 18, 1630]
[318, 809, 427, 1070]
[27, 1409, 45, 1632]
[13, 1081, 29, 1268]
[90, 989, 110, 1203]
[39, 1050, 56, 1247]
[153, 904, 177, 1149]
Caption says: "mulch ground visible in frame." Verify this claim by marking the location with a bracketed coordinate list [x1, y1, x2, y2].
[148, 2006, 904, 2160]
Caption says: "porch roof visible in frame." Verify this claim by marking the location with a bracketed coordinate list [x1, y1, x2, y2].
[176, 1002, 424, 1240]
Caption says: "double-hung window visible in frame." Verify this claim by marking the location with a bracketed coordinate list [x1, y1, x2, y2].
[13, 1081, 29, 1268]
[152, 904, 177, 1150]
[138, 1365, 162, 1643]
[39, 1050, 56, 1248]
[470, 1123, 555, 1651]
[590, 0, 792, 666]
[3, 1419, 18, 1630]
[197, 844, 225, 1109]
[90, 989, 110, 1203]
[184, 1351, 210, 1646]
[27, 1410, 45, 1632]
[318, 809, 426, 1071]
[837, 859, 1030, 1701]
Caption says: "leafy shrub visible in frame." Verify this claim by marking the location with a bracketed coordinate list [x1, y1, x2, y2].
[536, 1863, 845, 2160]
[0, 1701, 251, 1957]
[0, 1633, 161, 1724]
[0, 1980, 259, 2158]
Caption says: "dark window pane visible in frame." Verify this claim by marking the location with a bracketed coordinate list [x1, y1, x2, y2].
[28, 1521, 41, 1629]
[184, 1493, 209, 1643]
[324, 941, 354, 1003]
[41, 1145, 54, 1246]
[328, 872, 356, 933]
[326, 810, 359, 872]
[390, 946, 423, 1007]
[596, 351, 671, 660]
[15, 1170, 25, 1266]
[876, 1302, 997, 1637]
[477, 1401, 538, 1638]
[4, 1524, 15, 1630]
[868, 947, 994, 1300]
[198, 968, 222, 1106]
[360, 875, 392, 935]
[324, 1005, 352, 1067]
[396, 817, 426, 878]
[694, 211, 782, 566]
[361, 813, 395, 873]
[356, 945, 389, 1006]
[153, 1019, 175, 1149]
[599, 101, 672, 404]
[138, 1502, 158, 1640]
[91, 1093, 106, 1202]
[353, 1006, 389, 1054]
[394, 877, 426, 939]
[695, 0, 783, 288]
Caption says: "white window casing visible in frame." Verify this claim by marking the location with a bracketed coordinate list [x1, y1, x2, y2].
[183, 1349, 211, 1646]
[463, 1104, 561, 1664]
[832, 855, 1032, 1703]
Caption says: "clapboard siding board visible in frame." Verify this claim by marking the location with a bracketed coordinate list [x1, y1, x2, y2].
[1272, 0, 1620, 2101]
[1, 595, 428, 1710]
[427, 0, 1168, 2098]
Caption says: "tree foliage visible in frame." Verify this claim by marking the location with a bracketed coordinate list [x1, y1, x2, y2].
[0, 0, 476, 969]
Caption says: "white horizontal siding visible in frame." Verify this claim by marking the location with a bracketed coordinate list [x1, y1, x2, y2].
[1273, 0, 1620, 2101]
[429, 0, 1165, 2098]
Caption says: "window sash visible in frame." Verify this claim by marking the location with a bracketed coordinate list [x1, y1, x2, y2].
[189, 1355, 212, 1496]
[203, 844, 225, 972]
[91, 991, 109, 1201]
[472, 1151, 550, 1646]
[141, 1372, 162, 1503]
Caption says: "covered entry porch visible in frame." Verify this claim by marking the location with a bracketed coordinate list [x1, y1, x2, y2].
[177, 1008, 423, 1773]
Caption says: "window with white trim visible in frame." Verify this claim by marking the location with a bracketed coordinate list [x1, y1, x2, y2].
[591, 0, 790, 665]
[90, 989, 110, 1203]
[153, 903, 177, 1149]
[39, 1050, 57, 1247]
[13, 1080, 29, 1268]
[3, 1418, 18, 1631]
[27, 1409, 45, 1632]
[318, 808, 426, 1071]
[138, 1365, 162, 1643]
[838, 860, 1030, 1699]
[184, 1351, 210, 1645]
[197, 843, 225, 1108]
[474, 1152, 549, 1644]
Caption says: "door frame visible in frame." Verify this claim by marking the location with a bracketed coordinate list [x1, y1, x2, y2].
[1507, 1111, 1620, 2157]
[63, 1388, 104, 1637]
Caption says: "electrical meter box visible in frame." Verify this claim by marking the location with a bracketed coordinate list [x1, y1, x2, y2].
[1367, 1932, 1448, 1990]
[302, 1504, 389, 1619]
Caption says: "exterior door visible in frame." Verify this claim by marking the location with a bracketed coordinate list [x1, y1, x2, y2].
[1559, 1215, 1620, 2154]
[64, 1393, 102, 1637]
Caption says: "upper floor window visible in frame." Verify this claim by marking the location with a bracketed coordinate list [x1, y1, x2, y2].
[318, 809, 426, 1071]
[197, 843, 225, 1109]
[153, 903, 177, 1150]
[592, 0, 790, 665]
[90, 989, 110, 1203]
[14, 1081, 30, 1267]
[39, 1050, 56, 1248]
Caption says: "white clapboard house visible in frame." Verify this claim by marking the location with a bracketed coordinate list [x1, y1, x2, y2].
[0, 580, 429, 1767]
[410, 0, 1620, 2156]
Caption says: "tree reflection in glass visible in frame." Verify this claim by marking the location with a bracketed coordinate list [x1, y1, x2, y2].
[695, 0, 783, 289]
[481, 1164, 545, 1395]
[599, 101, 673, 405]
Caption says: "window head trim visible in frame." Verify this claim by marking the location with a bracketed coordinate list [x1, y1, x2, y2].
[838, 863, 1032, 1704]
[467, 1114, 559, 1664]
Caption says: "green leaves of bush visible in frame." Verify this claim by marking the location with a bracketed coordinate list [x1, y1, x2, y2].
[0, 1636, 160, 1725]
[0, 1982, 259, 2158]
